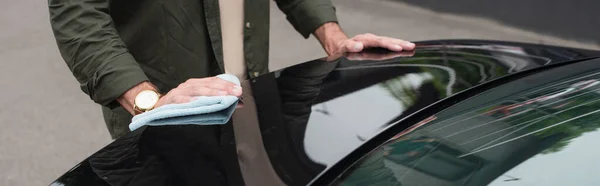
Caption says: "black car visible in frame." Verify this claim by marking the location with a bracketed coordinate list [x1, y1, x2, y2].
[51, 40, 600, 186]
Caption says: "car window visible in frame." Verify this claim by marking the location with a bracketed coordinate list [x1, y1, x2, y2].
[332, 61, 600, 186]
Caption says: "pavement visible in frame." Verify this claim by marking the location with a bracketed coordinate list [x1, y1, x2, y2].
[0, 0, 598, 185]
[398, 0, 600, 46]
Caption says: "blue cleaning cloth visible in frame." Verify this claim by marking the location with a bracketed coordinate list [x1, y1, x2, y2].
[129, 74, 240, 131]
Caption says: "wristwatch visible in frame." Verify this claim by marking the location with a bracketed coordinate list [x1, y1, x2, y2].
[133, 90, 161, 115]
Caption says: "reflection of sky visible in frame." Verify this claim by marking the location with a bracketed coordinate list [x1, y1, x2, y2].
[304, 72, 436, 166]
[489, 130, 600, 186]
[304, 85, 403, 166]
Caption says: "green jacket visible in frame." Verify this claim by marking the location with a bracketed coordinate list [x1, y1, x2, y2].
[48, 0, 338, 138]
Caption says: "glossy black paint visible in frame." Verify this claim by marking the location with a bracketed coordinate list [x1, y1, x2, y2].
[50, 40, 600, 186]
[330, 57, 600, 186]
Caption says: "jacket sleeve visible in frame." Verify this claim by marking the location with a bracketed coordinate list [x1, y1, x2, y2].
[49, 0, 149, 108]
[274, 0, 339, 38]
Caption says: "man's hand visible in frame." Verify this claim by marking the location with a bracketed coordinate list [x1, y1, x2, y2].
[314, 22, 416, 57]
[155, 77, 242, 108]
[338, 33, 415, 53]
[117, 77, 242, 115]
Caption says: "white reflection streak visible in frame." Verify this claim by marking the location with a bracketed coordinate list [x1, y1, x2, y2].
[431, 72, 600, 133]
[417, 51, 492, 82]
[429, 51, 497, 78]
[466, 97, 600, 153]
[443, 84, 584, 139]
[458, 108, 600, 158]
[449, 58, 488, 83]
[440, 83, 599, 134]
[459, 116, 548, 145]
[443, 108, 534, 139]
[467, 114, 545, 152]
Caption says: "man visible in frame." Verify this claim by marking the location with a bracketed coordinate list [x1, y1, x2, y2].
[48, 0, 415, 139]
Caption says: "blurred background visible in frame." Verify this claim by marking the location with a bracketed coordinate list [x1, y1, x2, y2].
[0, 0, 598, 185]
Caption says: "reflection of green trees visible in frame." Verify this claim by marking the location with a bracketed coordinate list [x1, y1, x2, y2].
[378, 52, 600, 155]
[487, 86, 600, 154]
[383, 55, 600, 154]
[535, 94, 600, 154]
[380, 52, 511, 101]
[380, 74, 424, 109]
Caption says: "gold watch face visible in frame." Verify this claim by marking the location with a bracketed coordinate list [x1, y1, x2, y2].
[135, 90, 160, 110]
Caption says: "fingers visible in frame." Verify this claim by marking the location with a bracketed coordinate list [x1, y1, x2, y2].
[172, 95, 196, 104]
[383, 36, 415, 51]
[189, 86, 229, 97]
[352, 33, 397, 51]
[157, 76, 244, 107]
[343, 39, 364, 53]
[185, 77, 242, 97]
[351, 33, 415, 52]
[203, 77, 243, 96]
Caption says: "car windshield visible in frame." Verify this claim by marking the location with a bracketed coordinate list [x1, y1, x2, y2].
[332, 60, 600, 186]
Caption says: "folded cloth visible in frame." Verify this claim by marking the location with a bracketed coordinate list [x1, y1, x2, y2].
[129, 74, 240, 131]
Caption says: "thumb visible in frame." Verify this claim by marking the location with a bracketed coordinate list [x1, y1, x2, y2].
[345, 40, 364, 53]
